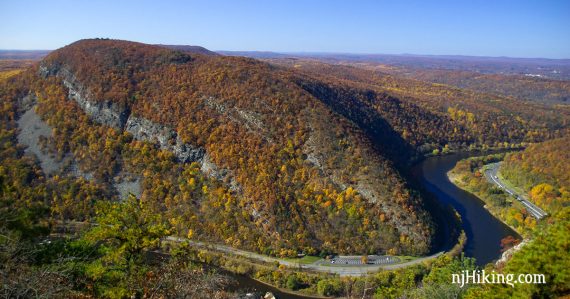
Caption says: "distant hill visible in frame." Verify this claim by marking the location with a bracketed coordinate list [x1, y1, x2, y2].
[220, 51, 570, 103]
[265, 58, 569, 148]
[223, 51, 570, 80]
[157, 44, 219, 56]
[218, 50, 292, 59]
[0, 50, 51, 60]
[315, 53, 570, 80]
[387, 68, 570, 104]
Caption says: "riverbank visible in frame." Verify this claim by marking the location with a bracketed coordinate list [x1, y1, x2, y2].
[53, 152, 505, 297]
[447, 170, 521, 236]
[217, 152, 515, 294]
[445, 156, 540, 269]
[176, 240, 447, 298]
[52, 220, 449, 298]
[412, 145, 526, 166]
[414, 152, 520, 265]
[446, 153, 533, 237]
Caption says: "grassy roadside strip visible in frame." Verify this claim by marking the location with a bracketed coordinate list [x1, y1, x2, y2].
[283, 255, 322, 264]
[494, 169, 528, 200]
[446, 153, 535, 237]
[165, 236, 427, 271]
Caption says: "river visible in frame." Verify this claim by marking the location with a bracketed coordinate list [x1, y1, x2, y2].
[412, 152, 520, 265]
[228, 152, 520, 297]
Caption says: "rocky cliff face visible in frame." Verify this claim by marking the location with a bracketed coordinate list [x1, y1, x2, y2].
[495, 239, 528, 267]
[40, 64, 129, 129]
[37, 62, 251, 223]
[124, 116, 205, 163]
[39, 63, 212, 169]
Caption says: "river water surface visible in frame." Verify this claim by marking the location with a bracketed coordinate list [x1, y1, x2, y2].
[412, 152, 520, 265]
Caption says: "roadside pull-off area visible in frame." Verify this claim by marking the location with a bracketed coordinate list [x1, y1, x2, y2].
[164, 236, 443, 277]
[484, 162, 548, 219]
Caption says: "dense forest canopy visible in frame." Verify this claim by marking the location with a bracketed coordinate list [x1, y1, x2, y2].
[3, 39, 442, 257]
[267, 59, 569, 150]
[500, 136, 570, 213]
[1, 38, 569, 298]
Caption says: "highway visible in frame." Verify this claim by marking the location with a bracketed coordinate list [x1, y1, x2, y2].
[484, 163, 547, 220]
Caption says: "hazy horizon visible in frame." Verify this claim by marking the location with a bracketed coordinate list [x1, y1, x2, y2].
[1, 0, 569, 59]
[1, 44, 569, 61]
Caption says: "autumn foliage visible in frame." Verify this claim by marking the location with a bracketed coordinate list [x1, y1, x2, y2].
[2, 39, 438, 256]
[500, 136, 570, 212]
[2, 39, 569, 258]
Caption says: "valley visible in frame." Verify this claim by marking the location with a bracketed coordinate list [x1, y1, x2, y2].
[1, 39, 568, 298]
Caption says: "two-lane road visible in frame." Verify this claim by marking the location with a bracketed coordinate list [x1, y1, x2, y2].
[484, 163, 547, 219]
[164, 236, 443, 276]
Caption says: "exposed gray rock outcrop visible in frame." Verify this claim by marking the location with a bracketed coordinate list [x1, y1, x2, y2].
[18, 93, 37, 111]
[200, 153, 241, 192]
[496, 239, 528, 267]
[204, 96, 273, 143]
[114, 176, 142, 200]
[17, 104, 62, 175]
[38, 63, 239, 189]
[41, 64, 130, 129]
[125, 116, 205, 163]
[39, 63, 205, 164]
[65, 79, 130, 130]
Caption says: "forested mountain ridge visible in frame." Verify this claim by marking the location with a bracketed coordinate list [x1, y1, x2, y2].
[156, 44, 220, 56]
[3, 39, 569, 259]
[266, 59, 569, 152]
[385, 67, 570, 104]
[2, 39, 437, 256]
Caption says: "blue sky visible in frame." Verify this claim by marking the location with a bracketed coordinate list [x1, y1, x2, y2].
[1, 0, 569, 58]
